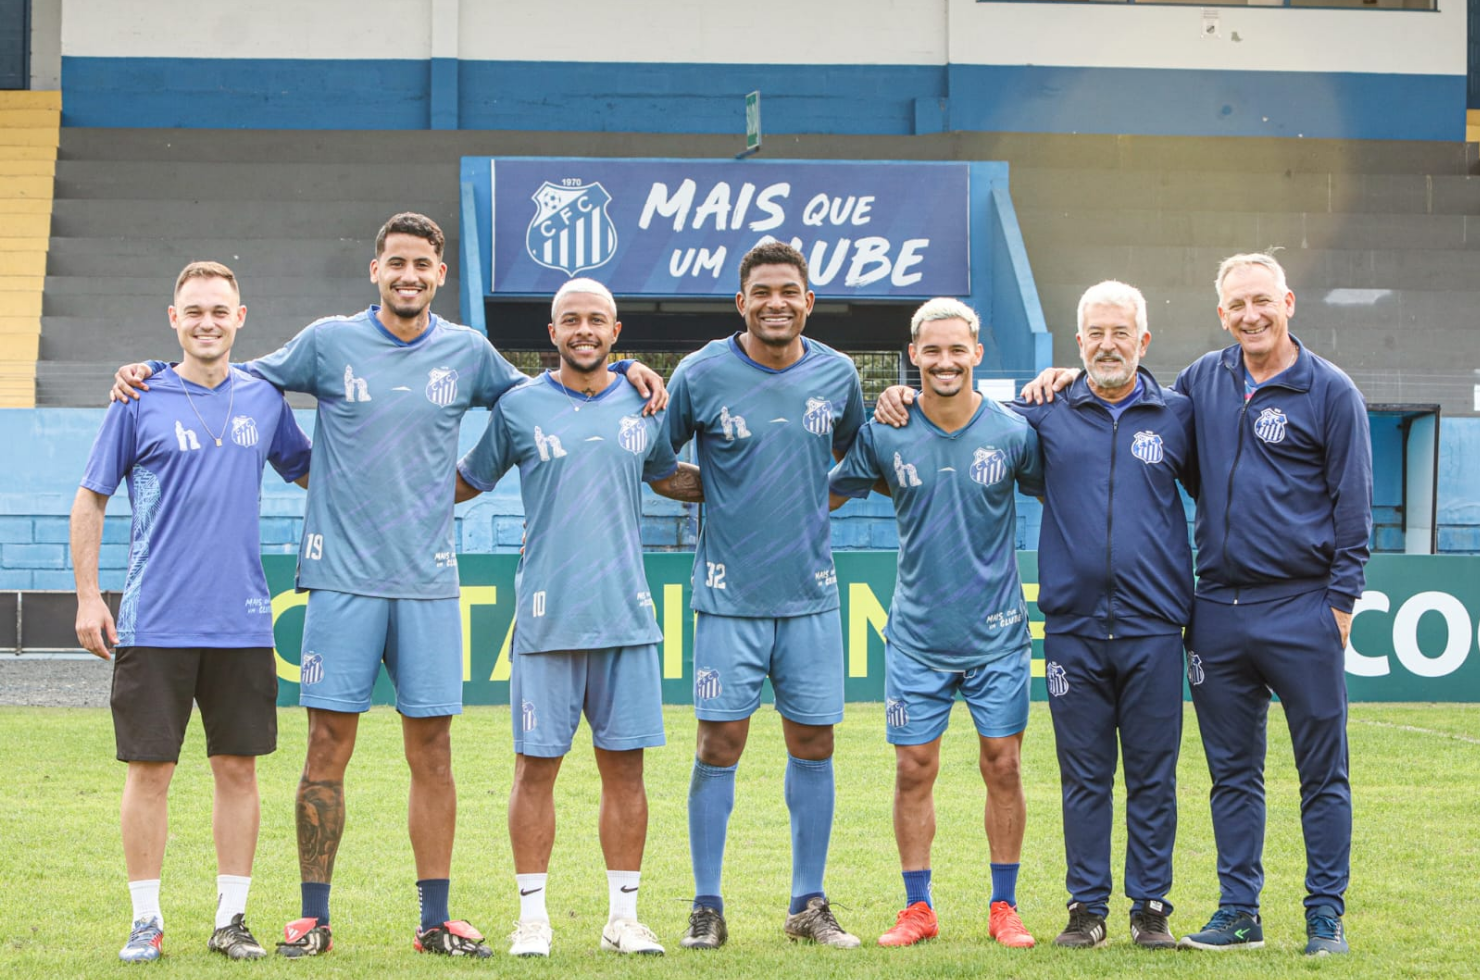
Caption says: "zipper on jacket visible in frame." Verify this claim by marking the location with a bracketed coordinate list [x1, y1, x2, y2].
[1106, 417, 1119, 637]
[1223, 364, 1249, 604]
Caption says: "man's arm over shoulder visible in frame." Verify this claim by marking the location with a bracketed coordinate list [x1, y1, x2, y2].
[266, 396, 313, 484]
[828, 422, 882, 504]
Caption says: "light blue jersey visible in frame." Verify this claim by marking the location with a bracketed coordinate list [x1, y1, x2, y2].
[240, 306, 524, 598]
[665, 335, 865, 617]
[80, 367, 312, 647]
[458, 373, 678, 654]
[829, 399, 1044, 670]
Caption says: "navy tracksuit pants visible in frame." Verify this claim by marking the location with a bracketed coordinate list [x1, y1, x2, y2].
[1044, 631, 1184, 916]
[1186, 589, 1351, 915]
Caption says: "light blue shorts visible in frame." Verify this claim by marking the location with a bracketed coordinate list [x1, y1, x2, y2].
[511, 644, 665, 758]
[692, 611, 844, 725]
[298, 590, 463, 717]
[884, 644, 1031, 745]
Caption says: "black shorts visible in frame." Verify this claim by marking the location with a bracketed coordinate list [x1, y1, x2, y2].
[111, 646, 278, 763]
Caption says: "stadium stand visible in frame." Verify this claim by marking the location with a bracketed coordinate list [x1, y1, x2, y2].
[0, 88, 56, 408]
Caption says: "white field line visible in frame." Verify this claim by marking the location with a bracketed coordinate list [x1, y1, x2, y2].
[1353, 718, 1480, 746]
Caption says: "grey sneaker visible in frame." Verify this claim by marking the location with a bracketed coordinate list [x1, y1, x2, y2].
[784, 897, 860, 948]
[1130, 901, 1176, 950]
[208, 914, 267, 960]
[680, 906, 728, 950]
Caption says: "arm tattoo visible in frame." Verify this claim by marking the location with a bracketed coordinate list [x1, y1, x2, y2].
[655, 461, 704, 503]
[296, 777, 345, 883]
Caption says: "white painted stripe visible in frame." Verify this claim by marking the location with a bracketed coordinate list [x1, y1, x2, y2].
[575, 214, 584, 270]
[1353, 719, 1480, 747]
[559, 228, 568, 271]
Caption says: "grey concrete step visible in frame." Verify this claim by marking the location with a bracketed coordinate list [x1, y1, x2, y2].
[1028, 245, 1480, 292]
[1018, 207, 1480, 251]
[1009, 170, 1480, 216]
[54, 160, 461, 202]
[49, 199, 461, 239]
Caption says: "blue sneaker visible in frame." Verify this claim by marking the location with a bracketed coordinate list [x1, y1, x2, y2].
[1304, 905, 1348, 955]
[1177, 908, 1264, 950]
[119, 917, 164, 962]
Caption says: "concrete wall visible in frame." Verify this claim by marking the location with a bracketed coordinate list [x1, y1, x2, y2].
[29, 0, 61, 90]
[53, 0, 1467, 140]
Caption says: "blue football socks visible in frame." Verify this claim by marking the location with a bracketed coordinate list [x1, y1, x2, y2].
[990, 863, 1020, 907]
[689, 759, 737, 908]
[301, 882, 331, 926]
[416, 878, 449, 931]
[785, 755, 835, 914]
[903, 868, 933, 908]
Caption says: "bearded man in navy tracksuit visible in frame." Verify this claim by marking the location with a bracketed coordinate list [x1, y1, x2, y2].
[1171, 253, 1371, 956]
[1011, 281, 1197, 952]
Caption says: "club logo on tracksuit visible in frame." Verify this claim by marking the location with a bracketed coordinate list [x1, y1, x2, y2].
[886, 697, 909, 728]
[1254, 407, 1288, 444]
[892, 452, 922, 488]
[1046, 661, 1069, 697]
[719, 406, 751, 441]
[526, 181, 617, 277]
[695, 667, 722, 701]
[230, 415, 258, 448]
[1187, 652, 1205, 686]
[970, 447, 1007, 486]
[425, 367, 459, 407]
[618, 414, 647, 454]
[534, 426, 567, 461]
[300, 653, 324, 686]
[521, 699, 538, 732]
[803, 397, 835, 435]
[1131, 430, 1163, 464]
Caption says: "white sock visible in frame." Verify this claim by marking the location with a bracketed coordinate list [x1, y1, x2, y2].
[216, 875, 251, 929]
[516, 873, 549, 923]
[607, 870, 640, 923]
[129, 879, 162, 930]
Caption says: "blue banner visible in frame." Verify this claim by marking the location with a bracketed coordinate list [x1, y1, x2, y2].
[480, 158, 970, 299]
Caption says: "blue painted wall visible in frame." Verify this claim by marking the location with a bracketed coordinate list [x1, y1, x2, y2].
[7, 409, 1479, 589]
[58, 56, 1463, 141]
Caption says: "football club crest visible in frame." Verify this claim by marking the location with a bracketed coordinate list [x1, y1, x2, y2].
[886, 697, 910, 728]
[300, 653, 324, 686]
[425, 367, 459, 407]
[521, 699, 538, 732]
[970, 447, 1007, 486]
[803, 397, 834, 436]
[1131, 430, 1164, 465]
[1187, 652, 1205, 687]
[695, 667, 722, 701]
[229, 415, 259, 448]
[1046, 662, 1069, 697]
[1254, 407, 1287, 444]
[526, 181, 617, 277]
[618, 414, 647, 455]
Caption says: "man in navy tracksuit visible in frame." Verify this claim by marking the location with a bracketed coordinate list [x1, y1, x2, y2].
[1172, 254, 1371, 956]
[1012, 281, 1197, 952]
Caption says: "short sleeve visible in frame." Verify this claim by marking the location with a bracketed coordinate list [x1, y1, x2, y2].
[266, 398, 313, 482]
[457, 403, 518, 491]
[474, 339, 528, 409]
[664, 358, 698, 451]
[80, 399, 139, 496]
[248, 323, 320, 396]
[832, 370, 866, 456]
[642, 410, 680, 483]
[1015, 424, 1046, 498]
[828, 423, 880, 499]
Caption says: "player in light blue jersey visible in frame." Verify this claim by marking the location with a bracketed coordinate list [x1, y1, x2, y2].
[110, 214, 672, 959]
[665, 242, 866, 950]
[72, 263, 311, 963]
[455, 279, 702, 958]
[829, 298, 1044, 950]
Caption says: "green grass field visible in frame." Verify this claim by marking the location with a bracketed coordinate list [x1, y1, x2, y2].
[3, 702, 1477, 979]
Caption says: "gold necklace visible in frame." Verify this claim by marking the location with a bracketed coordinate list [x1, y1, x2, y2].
[181, 370, 235, 447]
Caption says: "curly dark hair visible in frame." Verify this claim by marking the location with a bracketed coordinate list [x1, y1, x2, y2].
[375, 212, 446, 258]
[738, 240, 808, 290]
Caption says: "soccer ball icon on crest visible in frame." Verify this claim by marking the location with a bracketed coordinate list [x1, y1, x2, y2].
[526, 181, 617, 277]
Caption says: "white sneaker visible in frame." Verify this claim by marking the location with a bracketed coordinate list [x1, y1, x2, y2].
[508, 919, 552, 957]
[601, 918, 665, 955]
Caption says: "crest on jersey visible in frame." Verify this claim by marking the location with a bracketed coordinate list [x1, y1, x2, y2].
[970, 447, 1007, 486]
[1187, 652, 1205, 687]
[1131, 430, 1163, 465]
[695, 667, 722, 701]
[425, 367, 459, 407]
[1046, 662, 1069, 697]
[1254, 407, 1287, 444]
[886, 697, 909, 728]
[300, 653, 324, 686]
[803, 397, 834, 436]
[521, 699, 538, 732]
[526, 181, 617, 277]
[618, 414, 647, 455]
[228, 415, 258, 448]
